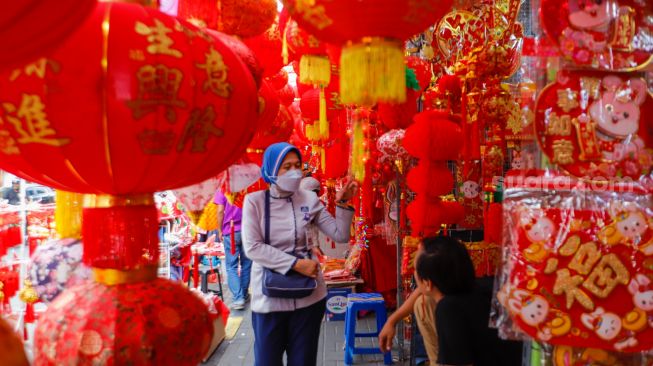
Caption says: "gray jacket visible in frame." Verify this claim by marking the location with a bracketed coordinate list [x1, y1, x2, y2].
[242, 185, 354, 313]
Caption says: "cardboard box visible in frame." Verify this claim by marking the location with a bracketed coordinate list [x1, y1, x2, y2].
[325, 287, 352, 321]
[202, 314, 226, 362]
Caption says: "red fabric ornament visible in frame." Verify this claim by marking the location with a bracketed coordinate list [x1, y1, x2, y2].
[277, 84, 297, 106]
[378, 89, 420, 130]
[177, 0, 277, 38]
[0, 1, 95, 68]
[407, 196, 443, 237]
[267, 69, 289, 91]
[242, 22, 285, 78]
[403, 111, 463, 161]
[406, 161, 454, 198]
[439, 201, 465, 225]
[405, 56, 432, 90]
[322, 136, 350, 179]
[281, 0, 453, 105]
[0, 2, 259, 194]
[34, 279, 213, 365]
[300, 88, 338, 122]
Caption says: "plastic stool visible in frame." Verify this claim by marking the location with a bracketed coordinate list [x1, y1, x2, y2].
[187, 263, 224, 300]
[344, 293, 392, 365]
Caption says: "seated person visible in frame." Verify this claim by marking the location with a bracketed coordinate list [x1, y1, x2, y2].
[379, 241, 439, 364]
[415, 236, 520, 366]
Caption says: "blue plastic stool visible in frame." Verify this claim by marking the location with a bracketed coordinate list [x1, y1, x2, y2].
[344, 293, 392, 365]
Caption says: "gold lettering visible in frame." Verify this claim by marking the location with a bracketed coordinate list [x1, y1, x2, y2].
[135, 19, 182, 58]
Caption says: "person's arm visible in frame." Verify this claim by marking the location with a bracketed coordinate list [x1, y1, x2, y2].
[241, 194, 314, 276]
[215, 204, 225, 242]
[378, 289, 423, 352]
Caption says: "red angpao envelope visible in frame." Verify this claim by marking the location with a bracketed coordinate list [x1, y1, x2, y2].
[497, 177, 653, 352]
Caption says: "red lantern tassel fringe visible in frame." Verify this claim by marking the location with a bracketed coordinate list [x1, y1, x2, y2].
[82, 204, 159, 270]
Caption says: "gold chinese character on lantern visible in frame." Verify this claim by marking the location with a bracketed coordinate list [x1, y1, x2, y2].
[583, 254, 629, 298]
[293, 0, 333, 30]
[177, 105, 223, 153]
[9, 58, 61, 81]
[135, 19, 183, 58]
[196, 47, 231, 98]
[126, 64, 187, 122]
[137, 129, 176, 155]
[553, 268, 595, 310]
[1, 94, 70, 147]
[556, 89, 579, 113]
[547, 113, 572, 136]
[551, 139, 575, 165]
[0, 129, 19, 155]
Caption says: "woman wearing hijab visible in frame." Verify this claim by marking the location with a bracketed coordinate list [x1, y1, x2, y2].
[242, 142, 358, 366]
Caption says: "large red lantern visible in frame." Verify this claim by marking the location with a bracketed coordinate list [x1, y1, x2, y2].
[35, 280, 212, 365]
[0, 2, 259, 194]
[0, 1, 96, 68]
[0, 3, 259, 364]
[243, 22, 286, 78]
[281, 0, 453, 105]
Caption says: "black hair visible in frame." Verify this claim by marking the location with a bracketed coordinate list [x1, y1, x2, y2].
[416, 236, 475, 296]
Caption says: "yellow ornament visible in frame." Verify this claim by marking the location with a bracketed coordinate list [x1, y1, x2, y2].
[18, 279, 39, 304]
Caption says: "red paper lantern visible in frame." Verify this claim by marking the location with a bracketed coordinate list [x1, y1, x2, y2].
[285, 19, 331, 87]
[249, 105, 294, 151]
[0, 2, 259, 194]
[484, 202, 503, 245]
[281, 0, 453, 105]
[403, 111, 463, 161]
[256, 81, 281, 132]
[34, 279, 213, 365]
[407, 196, 444, 236]
[242, 22, 286, 78]
[177, 0, 277, 38]
[0, 1, 96, 68]
[277, 84, 297, 106]
[209, 30, 263, 88]
[406, 161, 454, 198]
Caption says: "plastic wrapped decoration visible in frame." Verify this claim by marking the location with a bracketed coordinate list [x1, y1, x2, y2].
[28, 238, 91, 303]
[535, 71, 653, 182]
[534, 343, 653, 366]
[376, 129, 410, 167]
[541, 0, 653, 71]
[35, 279, 213, 365]
[496, 173, 653, 352]
[173, 176, 223, 225]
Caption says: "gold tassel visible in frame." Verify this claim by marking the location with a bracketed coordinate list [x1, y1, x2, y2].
[350, 119, 367, 182]
[340, 38, 406, 106]
[319, 146, 326, 174]
[318, 87, 329, 140]
[55, 190, 83, 239]
[299, 55, 331, 86]
[282, 20, 290, 65]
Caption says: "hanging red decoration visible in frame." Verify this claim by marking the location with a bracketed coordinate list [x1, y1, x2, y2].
[406, 161, 454, 199]
[405, 56, 432, 90]
[208, 30, 263, 88]
[281, 0, 453, 105]
[249, 105, 294, 151]
[256, 81, 281, 132]
[277, 84, 297, 106]
[34, 279, 213, 365]
[0, 2, 259, 194]
[378, 89, 420, 130]
[284, 19, 331, 87]
[242, 24, 285, 78]
[403, 111, 463, 161]
[177, 0, 277, 38]
[0, 0, 96, 68]
[267, 69, 289, 91]
[484, 202, 503, 245]
[407, 196, 444, 237]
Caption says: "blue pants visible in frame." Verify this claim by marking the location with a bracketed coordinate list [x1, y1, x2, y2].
[224, 231, 252, 302]
[252, 299, 326, 366]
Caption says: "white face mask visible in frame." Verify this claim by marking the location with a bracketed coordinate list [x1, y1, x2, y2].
[275, 169, 303, 193]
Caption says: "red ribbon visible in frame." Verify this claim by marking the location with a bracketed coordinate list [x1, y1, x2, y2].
[230, 220, 236, 256]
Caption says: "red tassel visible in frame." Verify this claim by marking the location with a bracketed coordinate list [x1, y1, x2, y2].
[230, 220, 236, 256]
[24, 303, 35, 323]
[193, 253, 200, 288]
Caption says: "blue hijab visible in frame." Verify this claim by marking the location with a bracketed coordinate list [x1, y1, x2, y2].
[261, 142, 302, 184]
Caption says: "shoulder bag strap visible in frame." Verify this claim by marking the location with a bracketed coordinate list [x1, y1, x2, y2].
[265, 189, 270, 245]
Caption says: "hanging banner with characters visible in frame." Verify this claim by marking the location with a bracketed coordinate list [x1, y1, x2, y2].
[535, 71, 653, 182]
[497, 175, 653, 352]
